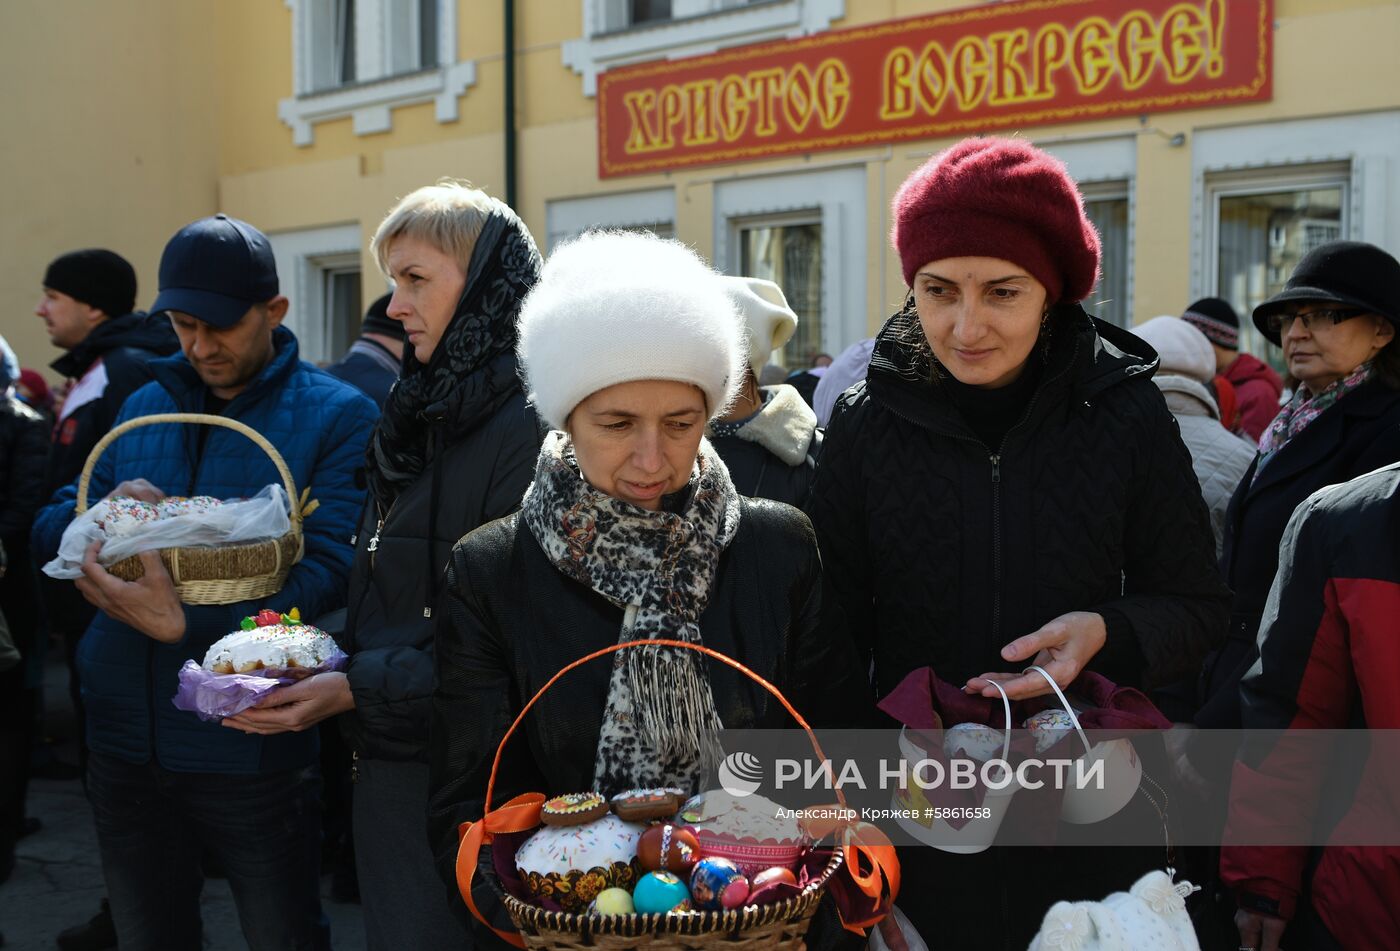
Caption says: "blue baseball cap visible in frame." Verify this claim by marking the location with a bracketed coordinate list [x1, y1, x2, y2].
[151, 214, 279, 328]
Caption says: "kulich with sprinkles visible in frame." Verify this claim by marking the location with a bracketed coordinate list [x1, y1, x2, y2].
[202, 607, 340, 675]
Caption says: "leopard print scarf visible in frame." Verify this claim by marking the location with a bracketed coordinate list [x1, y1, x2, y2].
[521, 430, 741, 796]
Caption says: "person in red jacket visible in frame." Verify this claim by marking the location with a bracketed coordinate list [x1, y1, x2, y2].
[1221, 461, 1400, 951]
[1183, 297, 1283, 442]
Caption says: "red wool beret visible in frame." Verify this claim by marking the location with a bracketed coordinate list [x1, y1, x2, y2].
[891, 137, 1102, 305]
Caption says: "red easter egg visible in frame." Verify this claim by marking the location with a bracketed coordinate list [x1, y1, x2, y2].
[750, 866, 798, 890]
[637, 823, 700, 874]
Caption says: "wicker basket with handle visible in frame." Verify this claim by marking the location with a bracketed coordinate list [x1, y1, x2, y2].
[76, 412, 312, 605]
[457, 638, 876, 951]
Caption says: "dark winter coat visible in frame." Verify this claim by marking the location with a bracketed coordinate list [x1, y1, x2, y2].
[339, 353, 541, 763]
[31, 328, 378, 774]
[807, 305, 1230, 949]
[326, 338, 400, 410]
[45, 311, 180, 496]
[0, 395, 51, 659]
[809, 305, 1230, 697]
[1195, 379, 1400, 734]
[708, 384, 823, 508]
[41, 312, 180, 638]
[1221, 461, 1400, 949]
[427, 499, 868, 944]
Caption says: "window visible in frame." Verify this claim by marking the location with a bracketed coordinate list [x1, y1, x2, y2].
[1208, 165, 1349, 363]
[628, 0, 673, 27]
[323, 261, 364, 361]
[563, 0, 843, 95]
[1082, 187, 1131, 328]
[737, 215, 823, 368]
[716, 166, 865, 371]
[281, 0, 475, 146]
[266, 225, 365, 365]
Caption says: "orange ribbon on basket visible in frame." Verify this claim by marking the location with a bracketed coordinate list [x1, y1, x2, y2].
[454, 639, 901, 944]
[455, 792, 545, 949]
[804, 811, 902, 934]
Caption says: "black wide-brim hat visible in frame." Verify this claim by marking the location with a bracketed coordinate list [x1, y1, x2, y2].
[1253, 240, 1400, 345]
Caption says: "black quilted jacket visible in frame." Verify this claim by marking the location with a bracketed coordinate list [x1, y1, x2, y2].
[427, 498, 868, 947]
[340, 355, 542, 763]
[809, 304, 1231, 698]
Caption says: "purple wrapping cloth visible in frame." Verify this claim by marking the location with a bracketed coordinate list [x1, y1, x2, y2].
[171, 648, 348, 721]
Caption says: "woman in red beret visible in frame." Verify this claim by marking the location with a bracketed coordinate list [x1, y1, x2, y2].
[807, 136, 1230, 945]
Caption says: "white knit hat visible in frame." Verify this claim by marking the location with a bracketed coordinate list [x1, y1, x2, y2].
[1132, 315, 1215, 384]
[720, 276, 797, 373]
[517, 231, 746, 430]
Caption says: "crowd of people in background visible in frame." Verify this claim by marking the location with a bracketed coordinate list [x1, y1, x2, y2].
[1, 134, 1398, 951]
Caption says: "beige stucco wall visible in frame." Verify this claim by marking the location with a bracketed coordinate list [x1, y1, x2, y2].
[7, 0, 1400, 379]
[1, 0, 220, 377]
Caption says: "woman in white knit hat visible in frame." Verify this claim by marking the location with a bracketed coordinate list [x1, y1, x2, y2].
[707, 276, 823, 507]
[426, 231, 867, 946]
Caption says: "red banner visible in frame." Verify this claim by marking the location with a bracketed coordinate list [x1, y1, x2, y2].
[598, 0, 1271, 178]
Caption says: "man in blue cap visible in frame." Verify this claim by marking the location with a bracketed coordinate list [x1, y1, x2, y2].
[33, 214, 378, 950]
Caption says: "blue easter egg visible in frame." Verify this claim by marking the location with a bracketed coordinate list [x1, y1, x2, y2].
[632, 871, 691, 915]
[689, 856, 750, 911]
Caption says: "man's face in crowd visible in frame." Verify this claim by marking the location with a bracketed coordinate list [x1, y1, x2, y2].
[168, 298, 287, 400]
[36, 287, 105, 349]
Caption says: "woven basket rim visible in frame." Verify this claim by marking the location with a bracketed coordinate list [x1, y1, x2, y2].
[485, 845, 843, 939]
[106, 531, 298, 560]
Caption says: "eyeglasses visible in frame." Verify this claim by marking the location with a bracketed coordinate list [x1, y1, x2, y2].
[1265, 307, 1367, 334]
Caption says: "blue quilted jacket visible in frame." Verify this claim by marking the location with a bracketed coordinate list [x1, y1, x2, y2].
[32, 327, 378, 774]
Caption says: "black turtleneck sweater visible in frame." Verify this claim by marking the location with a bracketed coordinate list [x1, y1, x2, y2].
[938, 357, 1043, 452]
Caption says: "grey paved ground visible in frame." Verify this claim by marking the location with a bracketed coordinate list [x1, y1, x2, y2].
[0, 650, 367, 950]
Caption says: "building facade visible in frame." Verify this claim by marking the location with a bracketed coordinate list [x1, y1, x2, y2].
[6, 0, 1400, 375]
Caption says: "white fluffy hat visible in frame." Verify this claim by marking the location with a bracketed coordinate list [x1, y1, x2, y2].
[720, 276, 798, 373]
[517, 231, 746, 430]
[1132, 315, 1216, 384]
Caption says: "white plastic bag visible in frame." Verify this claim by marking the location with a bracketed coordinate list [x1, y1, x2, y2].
[43, 484, 292, 580]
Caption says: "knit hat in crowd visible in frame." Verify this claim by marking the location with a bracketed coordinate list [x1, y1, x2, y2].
[1181, 297, 1239, 350]
[1252, 240, 1400, 346]
[1132, 316, 1215, 385]
[359, 293, 405, 341]
[42, 249, 138, 319]
[517, 231, 745, 430]
[891, 137, 1101, 304]
[720, 276, 797, 374]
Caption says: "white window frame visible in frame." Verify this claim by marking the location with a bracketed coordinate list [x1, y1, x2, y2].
[1204, 163, 1353, 299]
[1079, 182, 1134, 328]
[1203, 163, 1351, 360]
[546, 187, 677, 251]
[715, 165, 865, 363]
[1190, 111, 1400, 299]
[268, 224, 364, 364]
[562, 0, 844, 96]
[279, 0, 477, 146]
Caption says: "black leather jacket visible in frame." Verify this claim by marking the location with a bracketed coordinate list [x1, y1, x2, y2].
[427, 498, 869, 944]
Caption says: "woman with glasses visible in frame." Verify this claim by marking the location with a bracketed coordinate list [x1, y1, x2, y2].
[1196, 240, 1400, 737]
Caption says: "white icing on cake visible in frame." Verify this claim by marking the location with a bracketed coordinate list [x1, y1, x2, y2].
[202, 624, 339, 673]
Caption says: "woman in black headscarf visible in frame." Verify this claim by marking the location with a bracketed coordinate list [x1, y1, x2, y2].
[227, 181, 544, 948]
